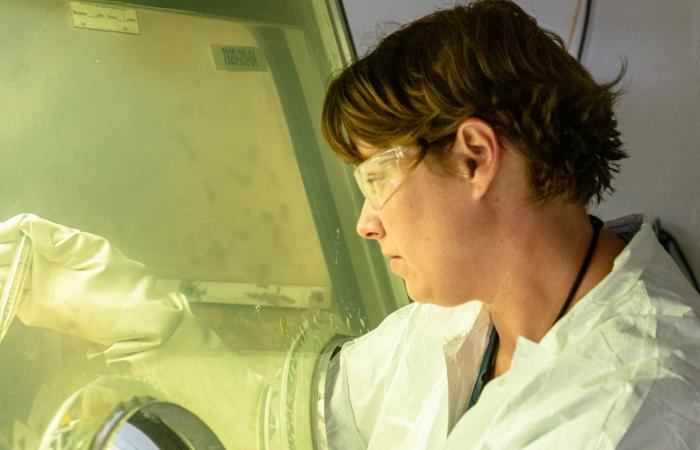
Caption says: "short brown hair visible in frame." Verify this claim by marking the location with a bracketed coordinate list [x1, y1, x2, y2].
[321, 0, 627, 204]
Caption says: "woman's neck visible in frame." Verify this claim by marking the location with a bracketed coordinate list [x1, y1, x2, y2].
[485, 210, 627, 378]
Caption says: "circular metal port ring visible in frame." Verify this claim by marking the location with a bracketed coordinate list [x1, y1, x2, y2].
[92, 397, 224, 450]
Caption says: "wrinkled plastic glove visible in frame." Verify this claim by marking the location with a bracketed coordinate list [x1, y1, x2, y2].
[0, 214, 227, 362]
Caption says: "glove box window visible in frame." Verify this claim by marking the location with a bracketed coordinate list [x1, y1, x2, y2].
[0, 1, 407, 449]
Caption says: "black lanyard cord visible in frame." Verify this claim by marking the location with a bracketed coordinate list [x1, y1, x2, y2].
[554, 215, 604, 325]
[470, 215, 604, 407]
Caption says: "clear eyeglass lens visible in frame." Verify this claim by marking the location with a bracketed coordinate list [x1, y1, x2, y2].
[353, 147, 418, 209]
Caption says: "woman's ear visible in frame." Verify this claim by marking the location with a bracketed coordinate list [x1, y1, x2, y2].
[449, 118, 502, 199]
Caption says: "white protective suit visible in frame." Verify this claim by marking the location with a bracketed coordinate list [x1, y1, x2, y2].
[326, 215, 700, 450]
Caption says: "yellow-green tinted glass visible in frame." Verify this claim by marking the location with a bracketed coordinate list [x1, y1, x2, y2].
[0, 1, 409, 449]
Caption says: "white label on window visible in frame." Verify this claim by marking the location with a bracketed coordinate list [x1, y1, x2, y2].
[70, 2, 140, 35]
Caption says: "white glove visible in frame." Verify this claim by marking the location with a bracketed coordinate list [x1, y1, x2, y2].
[0, 214, 227, 362]
[0, 215, 272, 450]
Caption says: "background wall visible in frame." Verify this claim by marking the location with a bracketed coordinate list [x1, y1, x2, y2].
[341, 0, 700, 283]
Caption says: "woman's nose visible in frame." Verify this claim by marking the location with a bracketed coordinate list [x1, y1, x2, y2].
[356, 200, 385, 240]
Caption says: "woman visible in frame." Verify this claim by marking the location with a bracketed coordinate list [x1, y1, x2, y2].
[321, 1, 700, 449]
[1, 1, 698, 449]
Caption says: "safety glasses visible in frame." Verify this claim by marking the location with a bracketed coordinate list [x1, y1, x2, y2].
[353, 146, 421, 210]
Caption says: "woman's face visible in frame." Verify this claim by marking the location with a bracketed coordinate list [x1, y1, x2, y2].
[354, 141, 489, 306]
